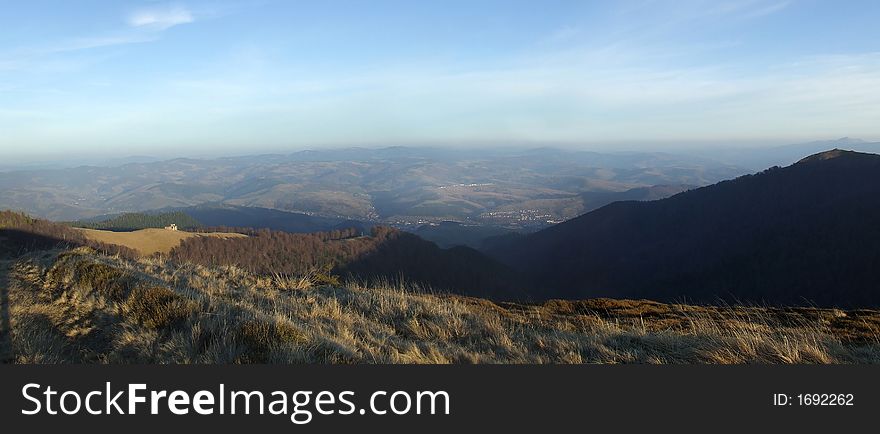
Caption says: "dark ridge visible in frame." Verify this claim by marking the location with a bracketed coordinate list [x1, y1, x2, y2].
[0, 210, 138, 259]
[486, 150, 880, 307]
[338, 231, 528, 299]
[796, 148, 861, 164]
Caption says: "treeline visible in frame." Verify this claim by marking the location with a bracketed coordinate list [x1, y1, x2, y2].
[171, 226, 383, 275]
[1, 210, 137, 259]
[70, 212, 202, 231]
[2, 210, 523, 299]
[170, 226, 524, 299]
[195, 226, 361, 240]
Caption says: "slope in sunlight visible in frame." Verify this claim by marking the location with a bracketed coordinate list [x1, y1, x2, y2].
[75, 228, 246, 256]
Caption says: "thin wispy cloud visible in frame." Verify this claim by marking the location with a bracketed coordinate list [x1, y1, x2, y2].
[708, 0, 789, 17]
[743, 1, 791, 18]
[47, 35, 158, 54]
[1, 0, 877, 155]
[0, 4, 196, 73]
[128, 5, 194, 30]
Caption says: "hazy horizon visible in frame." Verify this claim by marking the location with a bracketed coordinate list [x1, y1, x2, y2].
[2, 1, 880, 160]
[3, 136, 878, 168]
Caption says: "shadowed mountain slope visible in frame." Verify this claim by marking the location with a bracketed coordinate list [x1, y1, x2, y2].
[487, 150, 880, 307]
[170, 226, 525, 300]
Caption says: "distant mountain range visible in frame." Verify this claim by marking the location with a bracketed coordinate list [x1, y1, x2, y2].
[6, 140, 875, 225]
[0, 146, 745, 222]
[6, 144, 880, 307]
[486, 149, 880, 307]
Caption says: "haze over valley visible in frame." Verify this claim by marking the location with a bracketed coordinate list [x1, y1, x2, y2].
[3, 1, 880, 365]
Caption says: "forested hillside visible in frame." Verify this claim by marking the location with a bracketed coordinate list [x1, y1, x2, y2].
[171, 226, 524, 299]
[180, 204, 370, 234]
[70, 211, 202, 231]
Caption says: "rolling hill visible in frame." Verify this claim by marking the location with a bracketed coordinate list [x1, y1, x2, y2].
[487, 149, 880, 307]
[75, 228, 246, 256]
[0, 147, 745, 223]
[177, 204, 370, 233]
[70, 211, 203, 231]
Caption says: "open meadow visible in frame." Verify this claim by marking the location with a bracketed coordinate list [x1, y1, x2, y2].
[74, 228, 246, 256]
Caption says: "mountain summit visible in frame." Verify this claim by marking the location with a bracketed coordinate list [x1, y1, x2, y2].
[797, 148, 867, 164]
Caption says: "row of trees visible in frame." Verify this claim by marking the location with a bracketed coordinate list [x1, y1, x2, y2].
[70, 212, 202, 232]
[170, 226, 387, 276]
[171, 225, 523, 298]
[195, 226, 361, 241]
[2, 211, 521, 299]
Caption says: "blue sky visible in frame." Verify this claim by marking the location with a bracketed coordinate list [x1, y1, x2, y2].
[1, 0, 879, 160]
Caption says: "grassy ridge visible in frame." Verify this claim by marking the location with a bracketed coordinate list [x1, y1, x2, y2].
[75, 228, 246, 256]
[4, 248, 879, 364]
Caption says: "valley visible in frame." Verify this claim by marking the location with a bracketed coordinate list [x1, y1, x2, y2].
[3, 145, 880, 364]
[0, 147, 746, 224]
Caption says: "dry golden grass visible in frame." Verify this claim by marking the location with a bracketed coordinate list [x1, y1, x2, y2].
[3, 248, 879, 364]
[75, 228, 245, 256]
[0, 259, 13, 362]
